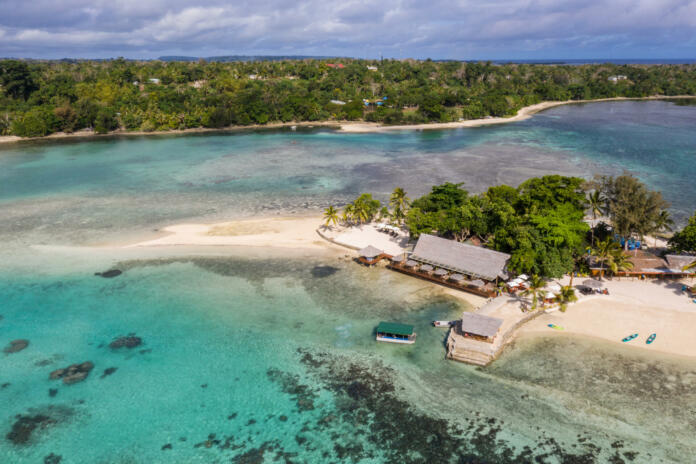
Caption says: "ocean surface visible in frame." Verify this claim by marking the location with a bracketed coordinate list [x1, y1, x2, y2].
[1, 100, 696, 463]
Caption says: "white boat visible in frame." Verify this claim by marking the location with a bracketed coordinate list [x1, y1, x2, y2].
[432, 320, 454, 328]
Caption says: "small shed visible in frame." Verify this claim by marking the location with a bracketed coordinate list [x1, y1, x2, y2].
[460, 313, 504, 343]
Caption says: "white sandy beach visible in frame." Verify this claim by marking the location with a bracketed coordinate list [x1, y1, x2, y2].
[519, 277, 696, 357]
[126, 216, 333, 251]
[3, 96, 696, 145]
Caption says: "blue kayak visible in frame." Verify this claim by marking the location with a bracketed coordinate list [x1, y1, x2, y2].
[646, 333, 656, 344]
[622, 333, 639, 342]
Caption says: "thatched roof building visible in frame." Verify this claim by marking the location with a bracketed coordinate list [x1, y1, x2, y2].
[358, 245, 383, 259]
[411, 234, 510, 282]
[460, 313, 504, 341]
[665, 255, 696, 272]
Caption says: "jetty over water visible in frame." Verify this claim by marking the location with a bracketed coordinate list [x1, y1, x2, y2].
[446, 298, 544, 366]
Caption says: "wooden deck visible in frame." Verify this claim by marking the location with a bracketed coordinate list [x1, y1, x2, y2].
[358, 253, 393, 266]
[387, 262, 497, 298]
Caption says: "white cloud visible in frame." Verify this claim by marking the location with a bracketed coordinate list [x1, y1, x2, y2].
[0, 0, 694, 58]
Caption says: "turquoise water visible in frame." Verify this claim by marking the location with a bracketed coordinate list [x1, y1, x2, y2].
[2, 101, 696, 463]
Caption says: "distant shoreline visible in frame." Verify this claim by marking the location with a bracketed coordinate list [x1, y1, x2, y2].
[1, 95, 695, 145]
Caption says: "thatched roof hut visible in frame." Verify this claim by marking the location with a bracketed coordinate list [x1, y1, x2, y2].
[460, 313, 504, 340]
[358, 245, 383, 259]
[411, 234, 510, 282]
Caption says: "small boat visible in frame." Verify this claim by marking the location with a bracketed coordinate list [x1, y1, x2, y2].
[547, 324, 564, 330]
[622, 333, 639, 342]
[376, 321, 416, 345]
[646, 333, 656, 344]
[432, 320, 454, 328]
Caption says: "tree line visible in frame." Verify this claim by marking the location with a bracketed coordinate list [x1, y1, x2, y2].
[2, 58, 696, 137]
[324, 174, 695, 279]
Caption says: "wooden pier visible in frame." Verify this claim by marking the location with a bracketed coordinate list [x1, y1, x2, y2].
[387, 262, 497, 298]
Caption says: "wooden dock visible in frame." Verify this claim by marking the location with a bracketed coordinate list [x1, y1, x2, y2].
[387, 262, 497, 298]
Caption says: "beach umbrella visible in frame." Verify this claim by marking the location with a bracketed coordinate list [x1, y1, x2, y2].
[518, 274, 529, 280]
[582, 279, 603, 289]
[420, 264, 434, 272]
[405, 260, 418, 267]
[545, 292, 556, 300]
[390, 255, 405, 263]
[434, 268, 448, 276]
[469, 279, 485, 287]
[450, 274, 465, 281]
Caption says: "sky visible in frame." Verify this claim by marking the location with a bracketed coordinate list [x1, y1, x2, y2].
[0, 0, 695, 60]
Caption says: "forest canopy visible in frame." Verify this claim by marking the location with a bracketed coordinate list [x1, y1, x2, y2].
[2, 58, 696, 137]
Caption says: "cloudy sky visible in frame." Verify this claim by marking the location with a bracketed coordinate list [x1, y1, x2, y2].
[0, 0, 695, 60]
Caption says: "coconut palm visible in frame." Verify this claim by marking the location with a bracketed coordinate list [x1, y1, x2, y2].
[651, 210, 674, 247]
[606, 248, 634, 276]
[556, 286, 578, 312]
[323, 206, 339, 228]
[389, 187, 410, 225]
[522, 275, 546, 310]
[342, 204, 354, 225]
[378, 206, 391, 222]
[587, 190, 606, 246]
[588, 237, 623, 280]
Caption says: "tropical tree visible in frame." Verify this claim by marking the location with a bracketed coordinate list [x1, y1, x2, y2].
[523, 275, 546, 310]
[323, 205, 339, 228]
[594, 174, 668, 247]
[588, 237, 624, 280]
[651, 210, 674, 247]
[606, 251, 634, 276]
[669, 211, 696, 253]
[351, 193, 381, 224]
[556, 285, 578, 312]
[587, 190, 606, 246]
[389, 187, 410, 224]
[342, 204, 354, 225]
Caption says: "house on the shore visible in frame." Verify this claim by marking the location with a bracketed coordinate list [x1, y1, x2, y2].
[589, 251, 696, 278]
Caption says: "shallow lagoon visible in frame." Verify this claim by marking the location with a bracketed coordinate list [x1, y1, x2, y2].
[2, 101, 696, 462]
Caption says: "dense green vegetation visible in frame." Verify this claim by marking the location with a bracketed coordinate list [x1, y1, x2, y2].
[405, 176, 589, 277]
[2, 58, 696, 137]
[327, 173, 684, 279]
[669, 211, 696, 253]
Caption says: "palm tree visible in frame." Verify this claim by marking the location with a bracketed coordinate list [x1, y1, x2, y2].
[323, 206, 339, 228]
[342, 204, 354, 225]
[651, 210, 674, 247]
[556, 286, 578, 312]
[588, 237, 623, 280]
[522, 275, 545, 310]
[378, 206, 391, 222]
[606, 248, 634, 276]
[587, 190, 606, 246]
[389, 187, 410, 225]
[353, 201, 369, 224]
